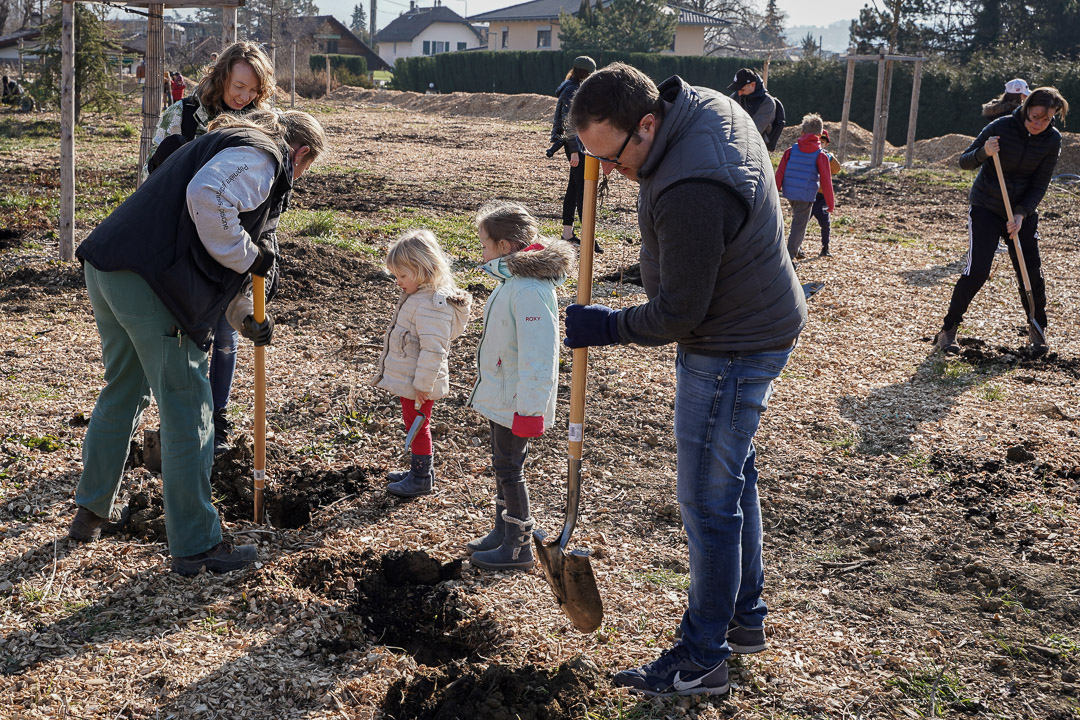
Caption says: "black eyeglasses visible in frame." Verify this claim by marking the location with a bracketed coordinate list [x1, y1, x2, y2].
[583, 121, 639, 166]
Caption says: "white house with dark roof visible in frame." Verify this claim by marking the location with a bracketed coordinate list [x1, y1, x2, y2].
[468, 0, 727, 55]
[376, 1, 486, 68]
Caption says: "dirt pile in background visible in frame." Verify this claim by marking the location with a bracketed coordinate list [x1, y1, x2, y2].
[330, 87, 557, 123]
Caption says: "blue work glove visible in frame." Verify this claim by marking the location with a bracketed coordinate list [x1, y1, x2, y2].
[564, 304, 620, 348]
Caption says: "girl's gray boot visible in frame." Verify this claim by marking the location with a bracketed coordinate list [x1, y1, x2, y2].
[387, 454, 434, 497]
[470, 512, 534, 570]
[465, 496, 505, 554]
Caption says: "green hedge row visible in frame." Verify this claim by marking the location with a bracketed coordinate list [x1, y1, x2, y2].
[391, 50, 750, 97]
[392, 49, 1080, 143]
[310, 53, 368, 77]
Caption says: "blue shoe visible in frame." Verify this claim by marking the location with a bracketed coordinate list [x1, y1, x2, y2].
[727, 624, 767, 654]
[613, 644, 729, 697]
[387, 454, 434, 497]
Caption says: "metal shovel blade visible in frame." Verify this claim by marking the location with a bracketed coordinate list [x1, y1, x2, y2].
[404, 411, 426, 453]
[532, 458, 603, 633]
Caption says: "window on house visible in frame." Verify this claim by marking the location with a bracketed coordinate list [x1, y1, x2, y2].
[327, 39, 339, 53]
[537, 28, 551, 48]
[501, 28, 509, 49]
[423, 40, 430, 54]
[457, 41, 467, 51]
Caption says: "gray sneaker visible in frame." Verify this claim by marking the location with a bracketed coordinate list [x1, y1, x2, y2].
[727, 624, 767, 654]
[613, 644, 729, 697]
[171, 542, 256, 576]
[934, 325, 960, 354]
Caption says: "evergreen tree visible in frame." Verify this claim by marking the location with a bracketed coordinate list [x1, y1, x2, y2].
[759, 0, 786, 49]
[800, 31, 820, 57]
[350, 3, 366, 31]
[34, 2, 120, 123]
[560, 0, 675, 54]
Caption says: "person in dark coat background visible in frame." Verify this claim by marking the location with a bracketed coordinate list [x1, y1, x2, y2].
[548, 55, 602, 253]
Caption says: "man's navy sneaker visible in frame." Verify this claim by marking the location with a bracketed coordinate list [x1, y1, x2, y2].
[613, 644, 729, 697]
[727, 624, 767, 654]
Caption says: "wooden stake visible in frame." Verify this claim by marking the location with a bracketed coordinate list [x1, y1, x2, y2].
[904, 59, 923, 169]
[59, 0, 74, 261]
[838, 53, 855, 164]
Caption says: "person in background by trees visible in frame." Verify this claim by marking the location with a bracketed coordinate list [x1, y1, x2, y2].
[170, 71, 186, 102]
[548, 55, 602, 253]
[727, 68, 777, 145]
[162, 70, 172, 111]
[811, 129, 842, 257]
[566, 62, 806, 697]
[144, 41, 277, 454]
[982, 78, 1031, 121]
[68, 109, 326, 575]
[775, 113, 835, 261]
[935, 87, 1068, 356]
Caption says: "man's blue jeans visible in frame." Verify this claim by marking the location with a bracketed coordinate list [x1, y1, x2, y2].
[674, 345, 792, 667]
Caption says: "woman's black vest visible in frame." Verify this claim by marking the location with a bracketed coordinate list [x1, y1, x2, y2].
[77, 127, 294, 351]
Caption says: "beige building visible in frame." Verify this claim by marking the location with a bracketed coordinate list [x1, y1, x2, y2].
[469, 0, 726, 56]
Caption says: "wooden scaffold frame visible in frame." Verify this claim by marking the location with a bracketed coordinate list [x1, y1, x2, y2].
[836, 49, 927, 171]
[58, 0, 244, 261]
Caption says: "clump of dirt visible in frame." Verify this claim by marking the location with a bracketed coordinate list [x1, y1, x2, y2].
[347, 549, 497, 666]
[382, 656, 604, 720]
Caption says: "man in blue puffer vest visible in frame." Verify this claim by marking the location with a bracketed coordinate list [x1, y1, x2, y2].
[564, 62, 806, 698]
[775, 113, 835, 261]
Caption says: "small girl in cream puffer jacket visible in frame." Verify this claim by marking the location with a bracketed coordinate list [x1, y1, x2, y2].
[371, 229, 472, 497]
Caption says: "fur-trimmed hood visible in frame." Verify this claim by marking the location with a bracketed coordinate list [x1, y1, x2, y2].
[481, 239, 575, 283]
[982, 97, 1022, 119]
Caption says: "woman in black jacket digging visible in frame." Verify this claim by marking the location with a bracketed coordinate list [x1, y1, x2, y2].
[935, 87, 1068, 356]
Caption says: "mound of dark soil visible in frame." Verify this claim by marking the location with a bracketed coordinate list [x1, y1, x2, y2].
[383, 656, 604, 720]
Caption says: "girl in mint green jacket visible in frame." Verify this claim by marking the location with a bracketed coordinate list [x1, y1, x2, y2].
[467, 202, 574, 571]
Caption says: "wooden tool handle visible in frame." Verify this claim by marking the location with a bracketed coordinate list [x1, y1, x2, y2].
[568, 155, 599, 461]
[991, 152, 1017, 240]
[253, 275, 266, 524]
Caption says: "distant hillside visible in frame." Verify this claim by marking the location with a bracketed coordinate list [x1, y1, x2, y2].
[786, 20, 851, 53]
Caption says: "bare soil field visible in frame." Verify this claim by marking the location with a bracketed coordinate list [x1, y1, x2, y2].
[1, 92, 1080, 720]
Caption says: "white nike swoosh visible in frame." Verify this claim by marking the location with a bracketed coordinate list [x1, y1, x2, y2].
[672, 671, 703, 691]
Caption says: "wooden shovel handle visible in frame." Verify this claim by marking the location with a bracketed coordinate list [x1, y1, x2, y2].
[991, 152, 1037, 297]
[568, 155, 599, 461]
[253, 274, 266, 524]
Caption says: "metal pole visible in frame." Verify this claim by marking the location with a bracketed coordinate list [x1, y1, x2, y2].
[59, 0, 75, 262]
[291, 40, 296, 108]
[325, 53, 330, 97]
